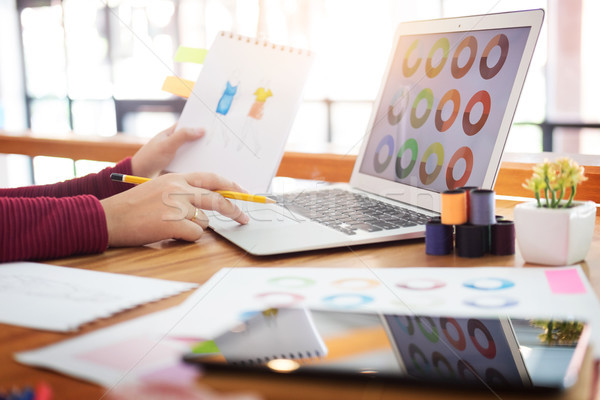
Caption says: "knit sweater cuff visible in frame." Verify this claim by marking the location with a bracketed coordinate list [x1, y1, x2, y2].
[0, 195, 108, 262]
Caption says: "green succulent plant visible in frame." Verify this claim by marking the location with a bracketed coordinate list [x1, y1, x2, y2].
[522, 158, 588, 208]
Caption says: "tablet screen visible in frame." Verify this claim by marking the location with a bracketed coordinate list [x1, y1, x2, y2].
[185, 308, 589, 392]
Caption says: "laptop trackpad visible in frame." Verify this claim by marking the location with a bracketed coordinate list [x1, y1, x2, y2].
[208, 207, 303, 229]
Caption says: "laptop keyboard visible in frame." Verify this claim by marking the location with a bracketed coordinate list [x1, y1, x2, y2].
[273, 189, 431, 236]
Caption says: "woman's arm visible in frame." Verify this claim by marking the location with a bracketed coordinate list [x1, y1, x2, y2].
[0, 195, 108, 262]
[0, 158, 134, 200]
[0, 125, 205, 200]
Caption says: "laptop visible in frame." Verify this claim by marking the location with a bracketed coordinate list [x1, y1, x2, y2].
[207, 9, 545, 255]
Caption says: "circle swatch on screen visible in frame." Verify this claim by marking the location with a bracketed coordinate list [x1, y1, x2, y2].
[331, 278, 380, 290]
[462, 90, 491, 136]
[464, 296, 518, 309]
[417, 316, 439, 343]
[419, 142, 444, 185]
[395, 138, 418, 179]
[403, 39, 422, 77]
[435, 89, 461, 132]
[409, 343, 430, 375]
[255, 292, 305, 307]
[388, 88, 409, 125]
[457, 360, 479, 383]
[396, 278, 446, 290]
[480, 33, 509, 80]
[391, 315, 415, 335]
[432, 352, 455, 378]
[426, 37, 450, 78]
[467, 319, 496, 359]
[451, 36, 477, 79]
[411, 88, 434, 128]
[374, 135, 394, 173]
[440, 317, 466, 351]
[463, 277, 515, 291]
[321, 293, 374, 308]
[446, 146, 474, 189]
[268, 276, 316, 289]
[486, 368, 511, 387]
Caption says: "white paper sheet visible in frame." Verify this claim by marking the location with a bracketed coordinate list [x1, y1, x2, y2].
[0, 262, 197, 331]
[166, 32, 314, 193]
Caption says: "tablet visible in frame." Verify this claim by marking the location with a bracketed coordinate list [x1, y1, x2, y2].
[184, 308, 590, 393]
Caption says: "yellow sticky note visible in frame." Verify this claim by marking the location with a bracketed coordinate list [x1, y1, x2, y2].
[161, 76, 195, 98]
[175, 46, 208, 64]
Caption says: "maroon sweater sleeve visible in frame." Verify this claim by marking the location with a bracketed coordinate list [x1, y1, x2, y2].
[0, 158, 135, 262]
[0, 195, 108, 262]
[0, 157, 134, 199]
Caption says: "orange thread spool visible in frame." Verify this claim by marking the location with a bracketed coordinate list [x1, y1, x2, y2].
[441, 189, 467, 225]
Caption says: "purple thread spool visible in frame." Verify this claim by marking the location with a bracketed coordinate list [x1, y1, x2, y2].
[491, 220, 515, 255]
[469, 189, 496, 226]
[425, 219, 453, 255]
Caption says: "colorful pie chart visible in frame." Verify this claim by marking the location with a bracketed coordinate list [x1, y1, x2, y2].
[451, 36, 477, 79]
[403, 39, 421, 77]
[462, 90, 491, 136]
[426, 37, 450, 78]
[446, 146, 474, 189]
[395, 138, 418, 179]
[411, 88, 434, 129]
[419, 142, 444, 185]
[480, 34, 509, 80]
[435, 89, 461, 132]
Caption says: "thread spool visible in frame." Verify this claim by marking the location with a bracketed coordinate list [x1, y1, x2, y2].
[425, 219, 454, 255]
[469, 189, 496, 225]
[455, 224, 488, 258]
[441, 189, 467, 225]
[491, 220, 515, 255]
[458, 186, 478, 217]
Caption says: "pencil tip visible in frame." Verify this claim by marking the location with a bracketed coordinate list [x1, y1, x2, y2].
[266, 198, 277, 204]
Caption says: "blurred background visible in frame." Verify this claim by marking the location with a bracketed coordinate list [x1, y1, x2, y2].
[0, 0, 598, 187]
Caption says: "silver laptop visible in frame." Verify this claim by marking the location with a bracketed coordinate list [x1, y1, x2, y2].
[207, 9, 544, 255]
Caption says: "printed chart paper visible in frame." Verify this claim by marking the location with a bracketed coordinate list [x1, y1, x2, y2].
[0, 262, 197, 331]
[16, 265, 600, 388]
[167, 32, 314, 193]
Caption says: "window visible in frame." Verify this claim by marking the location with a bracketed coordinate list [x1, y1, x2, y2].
[5, 0, 598, 186]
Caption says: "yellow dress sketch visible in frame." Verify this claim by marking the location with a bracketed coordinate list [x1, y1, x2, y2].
[238, 87, 273, 154]
[248, 88, 273, 120]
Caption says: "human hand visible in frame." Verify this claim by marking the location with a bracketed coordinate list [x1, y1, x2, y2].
[100, 172, 249, 247]
[131, 124, 205, 178]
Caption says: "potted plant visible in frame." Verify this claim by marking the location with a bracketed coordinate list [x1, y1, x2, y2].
[514, 157, 596, 265]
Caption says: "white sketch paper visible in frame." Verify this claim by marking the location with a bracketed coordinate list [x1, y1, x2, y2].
[167, 32, 314, 193]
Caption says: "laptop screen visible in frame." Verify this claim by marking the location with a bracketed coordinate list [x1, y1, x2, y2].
[358, 26, 531, 193]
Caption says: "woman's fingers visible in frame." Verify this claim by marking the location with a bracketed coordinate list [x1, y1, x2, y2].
[190, 189, 249, 225]
[184, 172, 247, 193]
[175, 219, 205, 242]
[186, 206, 210, 230]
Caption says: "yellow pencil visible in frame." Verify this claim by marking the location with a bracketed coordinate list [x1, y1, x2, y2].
[215, 190, 275, 204]
[110, 173, 276, 204]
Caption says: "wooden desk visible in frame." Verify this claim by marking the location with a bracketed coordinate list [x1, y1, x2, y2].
[1, 200, 599, 400]
[2, 130, 600, 209]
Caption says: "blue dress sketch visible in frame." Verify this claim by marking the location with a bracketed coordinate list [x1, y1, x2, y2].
[216, 81, 239, 115]
[208, 80, 239, 147]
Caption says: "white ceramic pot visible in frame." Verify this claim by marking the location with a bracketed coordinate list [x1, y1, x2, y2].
[514, 200, 596, 265]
